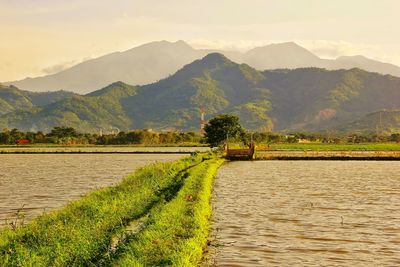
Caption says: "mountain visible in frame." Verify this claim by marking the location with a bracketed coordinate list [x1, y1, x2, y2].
[0, 82, 136, 132]
[238, 43, 400, 77]
[337, 110, 400, 134]
[122, 53, 273, 131]
[0, 84, 75, 115]
[262, 68, 400, 131]
[5, 41, 400, 93]
[328, 55, 400, 77]
[0, 54, 273, 132]
[241, 42, 322, 69]
[1, 53, 400, 133]
[5, 41, 207, 94]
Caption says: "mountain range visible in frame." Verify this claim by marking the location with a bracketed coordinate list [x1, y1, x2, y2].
[338, 110, 400, 134]
[1, 53, 399, 134]
[0, 84, 75, 115]
[5, 41, 400, 94]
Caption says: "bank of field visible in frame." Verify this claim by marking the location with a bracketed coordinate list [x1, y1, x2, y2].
[268, 142, 400, 151]
[0, 153, 223, 266]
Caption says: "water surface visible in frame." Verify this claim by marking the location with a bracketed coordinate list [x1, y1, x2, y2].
[0, 154, 184, 225]
[210, 161, 400, 266]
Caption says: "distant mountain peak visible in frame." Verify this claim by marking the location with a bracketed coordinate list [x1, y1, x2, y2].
[4, 40, 400, 93]
[174, 39, 191, 46]
[87, 81, 135, 97]
[270, 41, 300, 47]
[106, 81, 130, 87]
[202, 52, 230, 62]
[184, 53, 235, 71]
[127, 40, 194, 53]
[251, 41, 315, 53]
[244, 41, 320, 69]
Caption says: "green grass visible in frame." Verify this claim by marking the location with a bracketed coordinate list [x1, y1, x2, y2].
[268, 143, 400, 151]
[111, 157, 224, 266]
[0, 154, 207, 266]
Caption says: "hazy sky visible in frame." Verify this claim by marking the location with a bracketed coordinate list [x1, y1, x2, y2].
[1, 0, 400, 81]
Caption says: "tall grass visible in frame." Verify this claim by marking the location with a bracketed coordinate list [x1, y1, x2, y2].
[0, 154, 205, 266]
[269, 143, 400, 151]
[111, 157, 224, 266]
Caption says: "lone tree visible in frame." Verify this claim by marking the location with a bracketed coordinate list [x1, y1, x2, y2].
[204, 114, 245, 147]
[48, 126, 79, 138]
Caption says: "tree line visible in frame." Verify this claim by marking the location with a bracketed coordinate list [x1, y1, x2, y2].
[1, 115, 399, 146]
[0, 127, 202, 145]
[203, 114, 400, 146]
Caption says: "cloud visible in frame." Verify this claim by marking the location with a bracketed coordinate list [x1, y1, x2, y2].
[42, 60, 79, 75]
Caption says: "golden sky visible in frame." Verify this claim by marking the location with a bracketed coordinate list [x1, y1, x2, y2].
[1, 0, 400, 81]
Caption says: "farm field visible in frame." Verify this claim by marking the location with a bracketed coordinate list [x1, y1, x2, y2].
[0, 153, 222, 266]
[267, 143, 400, 151]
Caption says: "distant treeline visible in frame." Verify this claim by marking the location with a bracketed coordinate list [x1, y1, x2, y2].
[0, 127, 202, 145]
[250, 132, 400, 144]
[0, 126, 399, 145]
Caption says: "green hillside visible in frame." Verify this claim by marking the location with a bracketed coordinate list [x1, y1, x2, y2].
[0, 84, 74, 115]
[1, 53, 400, 133]
[337, 110, 400, 134]
[264, 68, 400, 130]
[263, 68, 400, 130]
[123, 53, 273, 131]
[0, 82, 136, 132]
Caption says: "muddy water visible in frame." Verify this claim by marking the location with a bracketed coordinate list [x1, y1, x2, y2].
[210, 161, 400, 266]
[0, 154, 185, 225]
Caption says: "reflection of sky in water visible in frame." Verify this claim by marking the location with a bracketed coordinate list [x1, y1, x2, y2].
[210, 161, 400, 266]
[0, 154, 185, 225]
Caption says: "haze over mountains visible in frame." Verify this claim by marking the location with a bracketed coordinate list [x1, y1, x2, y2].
[1, 53, 400, 134]
[5, 41, 400, 94]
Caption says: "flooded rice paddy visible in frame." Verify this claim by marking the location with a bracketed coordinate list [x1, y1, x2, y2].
[0, 154, 185, 225]
[210, 161, 400, 266]
[0, 146, 209, 153]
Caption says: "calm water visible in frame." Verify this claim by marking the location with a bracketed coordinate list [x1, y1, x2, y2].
[0, 154, 185, 225]
[0, 146, 209, 153]
[210, 161, 400, 266]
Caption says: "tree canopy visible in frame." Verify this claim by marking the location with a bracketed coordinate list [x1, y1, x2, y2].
[204, 114, 245, 147]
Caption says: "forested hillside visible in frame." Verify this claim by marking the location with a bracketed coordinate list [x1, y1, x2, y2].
[1, 54, 400, 133]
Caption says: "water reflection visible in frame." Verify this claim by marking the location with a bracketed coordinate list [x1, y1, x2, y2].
[210, 161, 400, 266]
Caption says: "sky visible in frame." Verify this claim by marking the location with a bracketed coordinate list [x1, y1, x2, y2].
[1, 0, 400, 81]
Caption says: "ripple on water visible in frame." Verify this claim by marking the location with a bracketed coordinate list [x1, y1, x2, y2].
[0, 154, 184, 226]
[209, 161, 400, 266]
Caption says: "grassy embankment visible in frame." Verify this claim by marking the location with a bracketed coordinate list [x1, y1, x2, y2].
[0, 153, 223, 266]
[264, 143, 400, 151]
[111, 156, 224, 266]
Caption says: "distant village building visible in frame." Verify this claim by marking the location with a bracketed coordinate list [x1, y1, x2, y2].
[298, 138, 312, 144]
[99, 127, 120, 136]
[16, 139, 30, 145]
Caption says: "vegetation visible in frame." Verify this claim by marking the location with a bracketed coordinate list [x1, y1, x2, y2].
[268, 142, 400, 151]
[338, 110, 400, 134]
[204, 114, 245, 147]
[248, 131, 400, 144]
[0, 127, 203, 146]
[111, 157, 224, 266]
[1, 124, 399, 148]
[4, 53, 400, 133]
[0, 153, 222, 266]
[0, 84, 74, 115]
